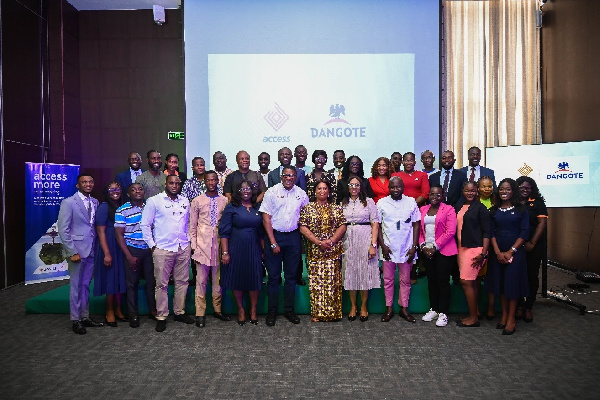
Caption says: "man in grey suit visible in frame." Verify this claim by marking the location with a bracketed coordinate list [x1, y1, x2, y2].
[57, 173, 104, 334]
[267, 147, 306, 190]
[459, 146, 496, 188]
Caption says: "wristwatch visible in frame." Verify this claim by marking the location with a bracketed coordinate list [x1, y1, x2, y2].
[511, 247, 518, 253]
[222, 251, 229, 255]
[270, 243, 278, 249]
[371, 243, 377, 248]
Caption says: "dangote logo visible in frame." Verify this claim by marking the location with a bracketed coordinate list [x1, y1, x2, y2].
[547, 161, 583, 180]
[311, 103, 366, 138]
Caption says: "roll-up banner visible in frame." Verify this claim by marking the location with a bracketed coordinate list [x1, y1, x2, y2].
[25, 163, 80, 284]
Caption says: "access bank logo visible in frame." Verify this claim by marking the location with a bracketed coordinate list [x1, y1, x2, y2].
[263, 102, 291, 143]
[310, 103, 367, 139]
[544, 156, 589, 185]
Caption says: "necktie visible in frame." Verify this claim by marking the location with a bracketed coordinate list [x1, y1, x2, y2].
[469, 167, 475, 182]
[86, 197, 92, 220]
[442, 170, 450, 201]
[338, 170, 342, 180]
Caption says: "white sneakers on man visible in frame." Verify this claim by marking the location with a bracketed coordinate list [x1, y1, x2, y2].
[422, 309, 438, 322]
[435, 313, 448, 327]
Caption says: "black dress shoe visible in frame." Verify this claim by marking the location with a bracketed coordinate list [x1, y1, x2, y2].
[80, 317, 104, 328]
[155, 319, 167, 332]
[284, 311, 300, 324]
[297, 278, 307, 286]
[266, 312, 277, 327]
[213, 312, 231, 321]
[129, 316, 140, 328]
[104, 318, 117, 328]
[72, 321, 87, 335]
[174, 314, 195, 324]
[196, 316, 206, 328]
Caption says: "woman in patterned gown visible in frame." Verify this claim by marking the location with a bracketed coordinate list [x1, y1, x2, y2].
[305, 149, 337, 203]
[299, 180, 347, 322]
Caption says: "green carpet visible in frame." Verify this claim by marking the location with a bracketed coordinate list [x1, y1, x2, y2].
[25, 275, 496, 316]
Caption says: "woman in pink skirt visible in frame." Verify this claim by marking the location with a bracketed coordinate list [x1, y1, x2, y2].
[455, 181, 491, 327]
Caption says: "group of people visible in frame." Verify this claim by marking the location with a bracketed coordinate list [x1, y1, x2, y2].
[57, 144, 547, 336]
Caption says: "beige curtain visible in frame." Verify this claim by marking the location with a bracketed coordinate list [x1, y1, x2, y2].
[444, 0, 541, 167]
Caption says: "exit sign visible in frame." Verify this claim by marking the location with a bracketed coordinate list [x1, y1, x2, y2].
[168, 131, 185, 140]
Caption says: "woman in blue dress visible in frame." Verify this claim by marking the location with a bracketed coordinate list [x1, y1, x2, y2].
[487, 178, 529, 335]
[93, 181, 127, 326]
[219, 180, 264, 325]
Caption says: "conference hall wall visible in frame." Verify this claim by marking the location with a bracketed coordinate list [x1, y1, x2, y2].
[541, 0, 600, 271]
[184, 0, 440, 174]
[0, 3, 184, 287]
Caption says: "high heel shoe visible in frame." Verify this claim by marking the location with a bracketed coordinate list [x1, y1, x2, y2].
[496, 322, 506, 330]
[105, 317, 117, 328]
[348, 314, 357, 322]
[249, 318, 258, 325]
[359, 313, 369, 322]
[502, 327, 516, 335]
[237, 319, 246, 326]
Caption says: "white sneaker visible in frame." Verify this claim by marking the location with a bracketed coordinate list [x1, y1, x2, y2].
[422, 309, 438, 322]
[436, 313, 448, 327]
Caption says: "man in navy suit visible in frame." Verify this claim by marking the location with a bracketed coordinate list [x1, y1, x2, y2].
[459, 146, 496, 189]
[428, 151, 468, 207]
[57, 173, 104, 334]
[115, 152, 145, 200]
[267, 147, 306, 190]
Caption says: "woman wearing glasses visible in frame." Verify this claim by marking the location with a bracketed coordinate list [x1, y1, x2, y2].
[299, 180, 347, 322]
[341, 176, 380, 322]
[219, 180, 264, 325]
[516, 176, 547, 323]
[336, 156, 373, 204]
[306, 150, 337, 202]
[93, 181, 128, 326]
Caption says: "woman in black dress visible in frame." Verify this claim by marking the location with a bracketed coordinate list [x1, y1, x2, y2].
[219, 180, 264, 325]
[336, 155, 373, 204]
[486, 178, 530, 335]
[516, 176, 548, 323]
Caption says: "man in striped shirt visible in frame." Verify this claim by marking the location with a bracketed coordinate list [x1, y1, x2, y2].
[115, 183, 156, 328]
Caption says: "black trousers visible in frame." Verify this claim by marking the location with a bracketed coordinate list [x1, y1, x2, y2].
[422, 252, 456, 315]
[125, 246, 156, 316]
[264, 229, 301, 313]
[523, 245, 545, 309]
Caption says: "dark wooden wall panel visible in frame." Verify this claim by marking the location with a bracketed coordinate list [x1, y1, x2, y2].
[542, 0, 600, 271]
[1, 0, 48, 287]
[79, 9, 184, 199]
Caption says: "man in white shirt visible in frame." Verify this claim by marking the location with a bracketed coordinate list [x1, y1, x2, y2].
[260, 166, 309, 326]
[141, 175, 194, 332]
[377, 177, 421, 324]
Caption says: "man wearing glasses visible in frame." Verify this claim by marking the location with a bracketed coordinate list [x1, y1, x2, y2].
[267, 147, 307, 190]
[260, 166, 309, 326]
[141, 175, 194, 332]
